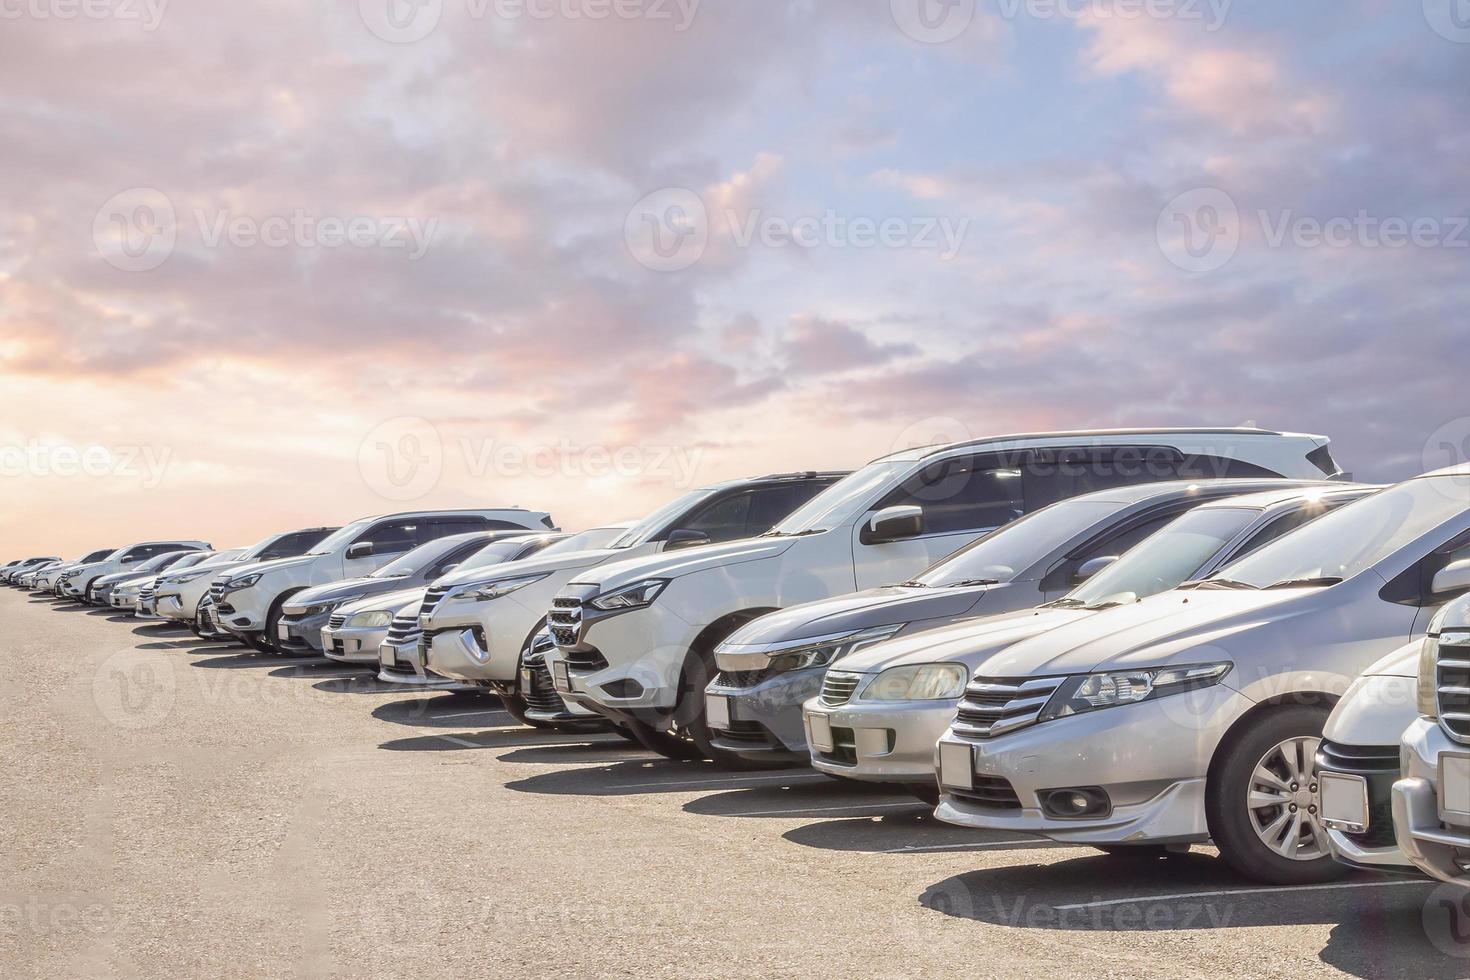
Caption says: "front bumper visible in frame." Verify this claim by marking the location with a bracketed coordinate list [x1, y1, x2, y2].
[1316, 740, 1416, 873]
[933, 685, 1249, 845]
[152, 592, 189, 621]
[377, 637, 474, 690]
[425, 627, 510, 683]
[212, 586, 266, 633]
[276, 610, 332, 655]
[109, 591, 141, 611]
[322, 623, 390, 664]
[804, 691, 958, 784]
[1392, 717, 1470, 885]
[704, 667, 823, 762]
[548, 587, 699, 718]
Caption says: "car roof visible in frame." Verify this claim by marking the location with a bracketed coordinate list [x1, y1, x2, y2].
[875, 426, 1325, 463]
[1074, 478, 1336, 507]
[1194, 483, 1380, 511]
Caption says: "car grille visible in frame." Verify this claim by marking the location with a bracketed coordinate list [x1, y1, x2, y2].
[1316, 740, 1401, 848]
[951, 676, 1066, 740]
[950, 775, 1023, 810]
[327, 612, 348, 630]
[548, 596, 582, 648]
[419, 585, 452, 622]
[520, 650, 565, 715]
[1436, 636, 1470, 743]
[715, 669, 770, 689]
[208, 583, 225, 605]
[385, 613, 422, 647]
[139, 583, 156, 603]
[819, 671, 863, 706]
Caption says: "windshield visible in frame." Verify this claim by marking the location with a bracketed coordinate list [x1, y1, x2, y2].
[454, 538, 539, 573]
[303, 520, 374, 556]
[609, 489, 719, 549]
[134, 551, 189, 573]
[769, 461, 910, 535]
[916, 498, 1122, 587]
[1067, 506, 1258, 607]
[537, 526, 627, 557]
[369, 536, 464, 578]
[1216, 476, 1470, 589]
[171, 552, 214, 570]
[82, 549, 112, 562]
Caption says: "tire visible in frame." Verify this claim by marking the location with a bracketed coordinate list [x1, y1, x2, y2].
[262, 592, 303, 655]
[1094, 845, 1173, 859]
[1206, 704, 1347, 886]
[907, 783, 941, 807]
[623, 715, 705, 761]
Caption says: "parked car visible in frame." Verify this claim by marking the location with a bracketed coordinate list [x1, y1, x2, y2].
[1393, 593, 1470, 885]
[2, 556, 59, 584]
[15, 560, 63, 589]
[130, 551, 231, 618]
[427, 472, 848, 726]
[156, 530, 337, 632]
[707, 478, 1336, 768]
[317, 588, 427, 667]
[93, 550, 208, 609]
[277, 531, 551, 657]
[802, 484, 1375, 795]
[375, 528, 633, 688]
[547, 428, 1343, 763]
[36, 549, 116, 593]
[209, 510, 556, 654]
[60, 540, 210, 602]
[1315, 641, 1422, 874]
[934, 463, 1470, 885]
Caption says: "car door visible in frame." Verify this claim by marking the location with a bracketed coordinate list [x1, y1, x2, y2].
[852, 452, 1027, 590]
[342, 518, 423, 578]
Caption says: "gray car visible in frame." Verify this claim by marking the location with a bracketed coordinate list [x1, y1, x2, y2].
[275, 530, 555, 656]
[706, 479, 1330, 765]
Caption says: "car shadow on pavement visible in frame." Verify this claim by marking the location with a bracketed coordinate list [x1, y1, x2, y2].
[371, 694, 511, 727]
[132, 623, 187, 637]
[680, 780, 924, 820]
[495, 740, 650, 765]
[380, 728, 618, 753]
[503, 759, 827, 798]
[187, 652, 288, 669]
[781, 812, 1060, 856]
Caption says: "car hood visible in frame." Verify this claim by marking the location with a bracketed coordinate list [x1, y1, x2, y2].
[838, 607, 1094, 673]
[431, 547, 625, 592]
[293, 576, 402, 607]
[976, 588, 1319, 678]
[569, 537, 796, 590]
[220, 555, 313, 580]
[94, 569, 148, 587]
[720, 583, 1007, 651]
[337, 587, 426, 616]
[1358, 639, 1421, 679]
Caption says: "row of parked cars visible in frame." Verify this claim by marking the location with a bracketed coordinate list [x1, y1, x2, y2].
[6, 426, 1467, 891]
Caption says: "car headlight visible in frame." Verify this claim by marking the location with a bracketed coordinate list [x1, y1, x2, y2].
[589, 579, 668, 611]
[1038, 662, 1233, 721]
[451, 574, 549, 603]
[763, 624, 905, 674]
[345, 610, 394, 629]
[222, 573, 261, 590]
[858, 663, 969, 701]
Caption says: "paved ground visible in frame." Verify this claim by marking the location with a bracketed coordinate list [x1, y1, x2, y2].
[2, 588, 1468, 979]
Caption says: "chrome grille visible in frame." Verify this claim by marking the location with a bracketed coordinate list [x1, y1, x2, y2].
[208, 582, 226, 605]
[819, 671, 863, 707]
[327, 612, 348, 630]
[139, 583, 156, 602]
[1437, 632, 1470, 743]
[385, 613, 422, 647]
[952, 676, 1066, 740]
[419, 585, 452, 621]
[548, 596, 582, 648]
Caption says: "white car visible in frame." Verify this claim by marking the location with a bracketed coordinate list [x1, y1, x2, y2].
[153, 528, 337, 629]
[104, 550, 218, 612]
[1314, 641, 1422, 874]
[934, 463, 1470, 885]
[37, 548, 117, 593]
[803, 484, 1374, 795]
[211, 509, 555, 654]
[59, 540, 210, 601]
[1393, 594, 1470, 885]
[547, 428, 1342, 762]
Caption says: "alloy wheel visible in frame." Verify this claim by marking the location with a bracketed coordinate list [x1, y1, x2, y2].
[1245, 735, 1326, 861]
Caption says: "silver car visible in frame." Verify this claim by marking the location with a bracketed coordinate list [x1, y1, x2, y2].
[803, 484, 1372, 797]
[934, 464, 1470, 885]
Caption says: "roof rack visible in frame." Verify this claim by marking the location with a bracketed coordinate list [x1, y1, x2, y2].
[755, 471, 852, 481]
[903, 426, 1290, 460]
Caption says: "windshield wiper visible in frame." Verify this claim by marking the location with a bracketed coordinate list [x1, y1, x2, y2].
[1265, 576, 1344, 589]
[761, 528, 826, 538]
[1045, 597, 1087, 608]
[946, 578, 1001, 588]
[1194, 578, 1260, 590]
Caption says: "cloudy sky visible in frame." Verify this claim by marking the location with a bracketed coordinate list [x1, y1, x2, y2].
[1, 0, 1467, 554]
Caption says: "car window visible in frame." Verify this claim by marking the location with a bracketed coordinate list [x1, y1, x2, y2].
[427, 517, 493, 536]
[744, 483, 830, 535]
[1023, 446, 1188, 508]
[360, 519, 422, 554]
[769, 461, 910, 535]
[432, 539, 494, 577]
[680, 492, 754, 543]
[916, 498, 1121, 586]
[878, 455, 1026, 535]
[1228, 508, 1323, 559]
[1176, 454, 1283, 479]
[1067, 506, 1259, 606]
[262, 528, 336, 560]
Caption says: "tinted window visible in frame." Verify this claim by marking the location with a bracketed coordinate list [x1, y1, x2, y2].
[1068, 506, 1260, 606]
[261, 529, 335, 560]
[1023, 447, 1186, 508]
[879, 456, 1026, 535]
[428, 517, 493, 536]
[1230, 508, 1323, 558]
[1177, 454, 1282, 479]
[681, 493, 754, 543]
[745, 483, 829, 535]
[361, 519, 422, 554]
[916, 499, 1121, 586]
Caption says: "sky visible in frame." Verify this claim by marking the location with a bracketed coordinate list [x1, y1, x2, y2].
[1, 0, 1467, 555]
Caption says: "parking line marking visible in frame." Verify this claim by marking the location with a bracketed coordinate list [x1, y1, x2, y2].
[879, 839, 1053, 854]
[1054, 879, 1428, 911]
[429, 709, 511, 719]
[724, 802, 928, 818]
[618, 772, 829, 790]
[435, 735, 481, 748]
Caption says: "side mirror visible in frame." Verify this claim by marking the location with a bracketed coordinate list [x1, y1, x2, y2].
[1431, 558, 1470, 597]
[1075, 556, 1118, 583]
[665, 529, 712, 551]
[439, 563, 460, 575]
[346, 542, 374, 560]
[862, 505, 924, 545]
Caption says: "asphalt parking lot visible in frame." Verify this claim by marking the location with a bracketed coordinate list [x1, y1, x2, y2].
[3, 589, 1467, 978]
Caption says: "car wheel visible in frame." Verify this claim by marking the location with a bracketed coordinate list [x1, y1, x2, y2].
[1206, 704, 1347, 885]
[622, 716, 706, 761]
[906, 782, 941, 807]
